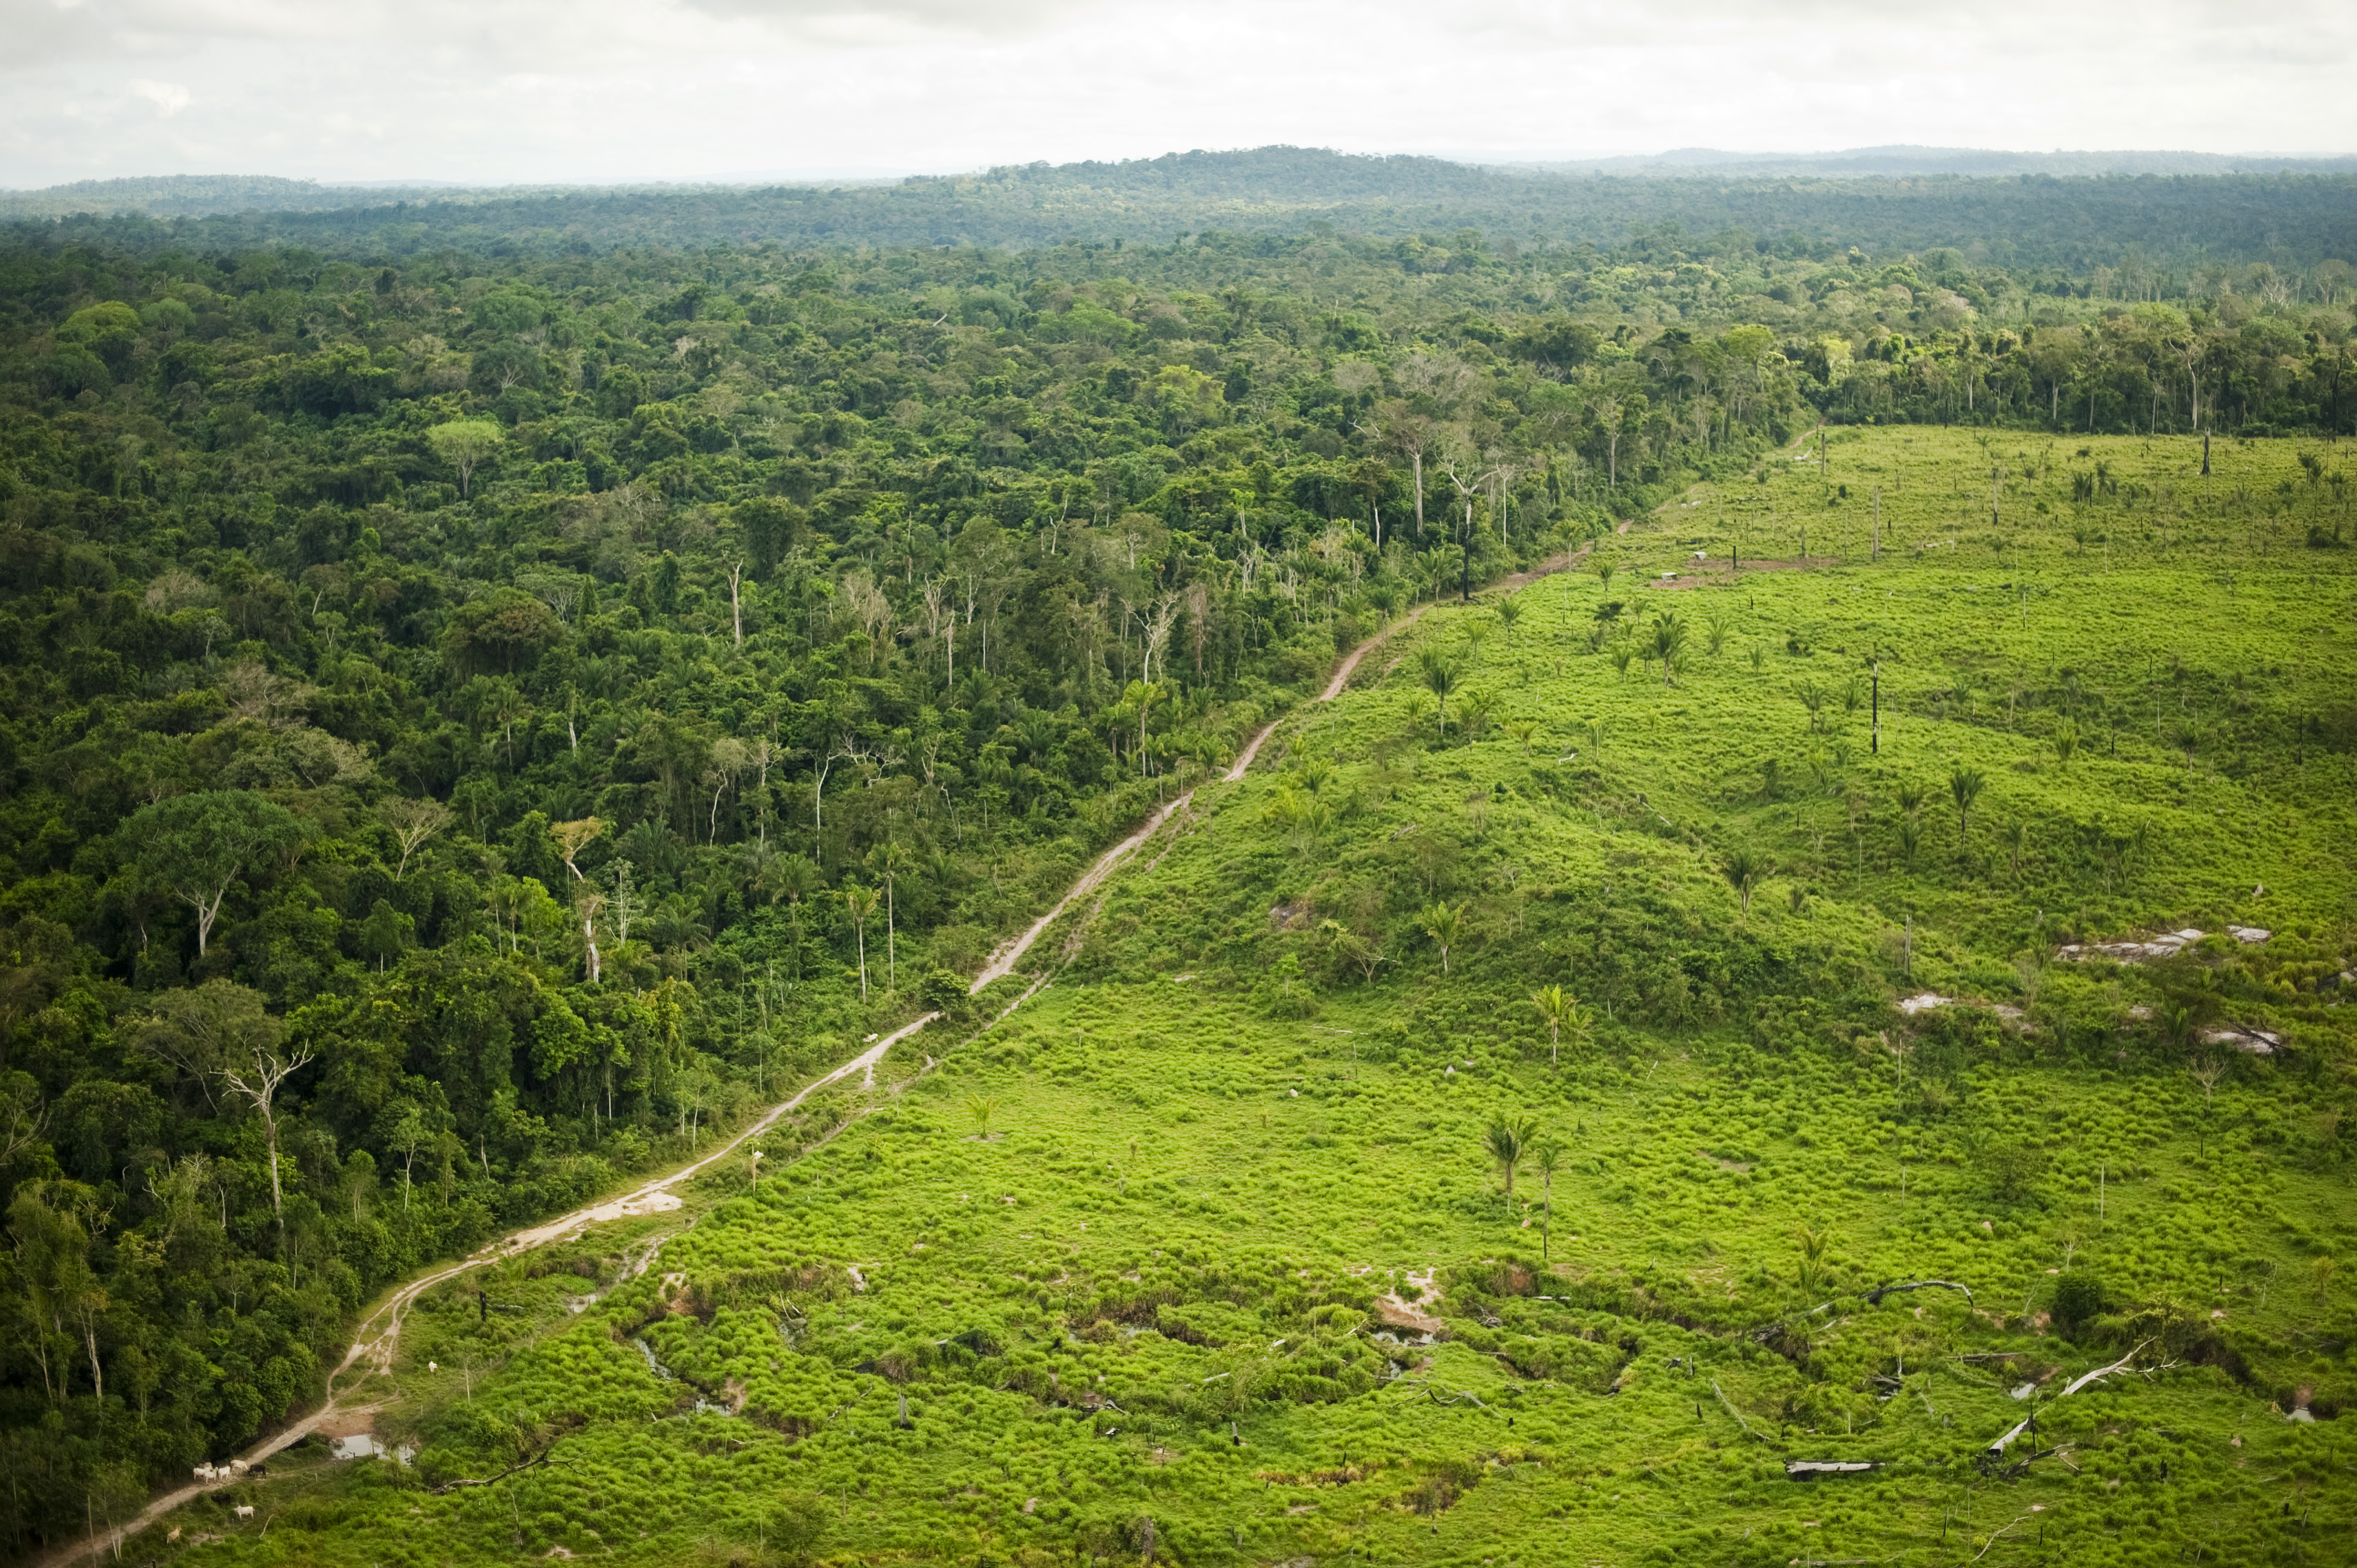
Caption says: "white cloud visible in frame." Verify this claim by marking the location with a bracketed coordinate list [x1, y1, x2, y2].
[127, 77, 189, 116]
[0, 0, 2349, 187]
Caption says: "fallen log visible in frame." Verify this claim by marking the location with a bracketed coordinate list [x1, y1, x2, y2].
[1865, 1278, 1974, 1307]
[428, 1449, 555, 1495]
[1785, 1459, 1877, 1478]
[1983, 1341, 2151, 1462]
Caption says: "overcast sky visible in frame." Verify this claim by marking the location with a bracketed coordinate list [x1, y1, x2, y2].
[4, 0, 2350, 188]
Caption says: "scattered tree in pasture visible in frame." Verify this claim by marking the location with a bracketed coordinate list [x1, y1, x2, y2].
[1722, 848, 1764, 916]
[1532, 1139, 1564, 1261]
[1794, 679, 1826, 731]
[1419, 901, 1465, 973]
[1649, 611, 1689, 687]
[1949, 765, 1986, 846]
[1418, 646, 1467, 740]
[1530, 984, 1591, 1067]
[1319, 919, 1388, 984]
[1484, 1113, 1540, 1206]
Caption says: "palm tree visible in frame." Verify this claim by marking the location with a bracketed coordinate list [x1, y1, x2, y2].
[1949, 765, 1986, 847]
[1722, 848, 1764, 917]
[2053, 720, 2080, 768]
[763, 853, 821, 981]
[963, 1094, 1002, 1137]
[843, 883, 879, 1001]
[1484, 1113, 1540, 1208]
[1417, 646, 1466, 741]
[1530, 984, 1590, 1068]
[1794, 679, 1826, 731]
[1794, 1224, 1830, 1296]
[1419, 901, 1465, 974]
[1532, 1138, 1563, 1261]
[867, 840, 914, 993]
[1648, 611, 1687, 687]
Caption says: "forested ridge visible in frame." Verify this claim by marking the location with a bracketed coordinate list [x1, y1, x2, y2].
[0, 174, 2354, 1553]
[11, 147, 2357, 270]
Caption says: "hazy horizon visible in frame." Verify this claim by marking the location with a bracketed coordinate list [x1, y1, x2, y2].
[4, 0, 2351, 190]
[9, 143, 2357, 201]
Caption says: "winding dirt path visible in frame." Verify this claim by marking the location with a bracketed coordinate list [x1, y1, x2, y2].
[55, 552, 1576, 1565]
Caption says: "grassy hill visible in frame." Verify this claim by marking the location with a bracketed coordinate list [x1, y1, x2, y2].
[162, 426, 2357, 1567]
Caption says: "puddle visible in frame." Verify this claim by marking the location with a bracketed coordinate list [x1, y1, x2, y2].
[331, 1435, 414, 1463]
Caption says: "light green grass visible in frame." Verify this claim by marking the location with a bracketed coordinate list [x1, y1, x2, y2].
[153, 427, 2357, 1567]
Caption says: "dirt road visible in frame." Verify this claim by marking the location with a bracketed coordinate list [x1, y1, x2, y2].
[54, 553, 1574, 1564]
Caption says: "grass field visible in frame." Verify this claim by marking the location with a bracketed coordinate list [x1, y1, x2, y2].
[140, 427, 2357, 1567]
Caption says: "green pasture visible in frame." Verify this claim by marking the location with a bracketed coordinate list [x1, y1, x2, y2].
[148, 427, 2357, 1566]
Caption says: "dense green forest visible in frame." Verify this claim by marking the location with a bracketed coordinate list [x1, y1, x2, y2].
[0, 158, 2354, 1559]
[11, 148, 2357, 270]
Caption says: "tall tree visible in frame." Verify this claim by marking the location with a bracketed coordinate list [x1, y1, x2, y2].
[128, 791, 303, 956]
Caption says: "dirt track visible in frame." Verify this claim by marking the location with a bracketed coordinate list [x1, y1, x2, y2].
[51, 551, 1575, 1565]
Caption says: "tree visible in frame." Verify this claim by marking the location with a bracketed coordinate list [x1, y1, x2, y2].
[963, 1095, 1001, 1136]
[1648, 610, 1688, 687]
[217, 1030, 317, 1230]
[1418, 901, 1465, 974]
[1417, 646, 1466, 741]
[1722, 848, 1764, 917]
[1531, 1139, 1564, 1261]
[843, 883, 879, 1001]
[1318, 919, 1387, 984]
[574, 885, 606, 983]
[380, 796, 453, 880]
[1484, 1113, 1539, 1206]
[550, 817, 603, 881]
[1530, 984, 1590, 1069]
[132, 979, 277, 1112]
[762, 854, 822, 979]
[867, 840, 914, 994]
[128, 790, 303, 955]
[442, 587, 565, 677]
[1949, 765, 1987, 847]
[428, 419, 504, 498]
[9, 1180, 106, 1406]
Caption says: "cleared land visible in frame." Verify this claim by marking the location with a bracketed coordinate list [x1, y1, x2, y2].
[140, 429, 2357, 1567]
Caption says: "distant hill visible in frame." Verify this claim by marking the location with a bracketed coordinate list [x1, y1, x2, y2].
[0, 174, 446, 219]
[7, 146, 2355, 268]
[1499, 145, 2357, 178]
